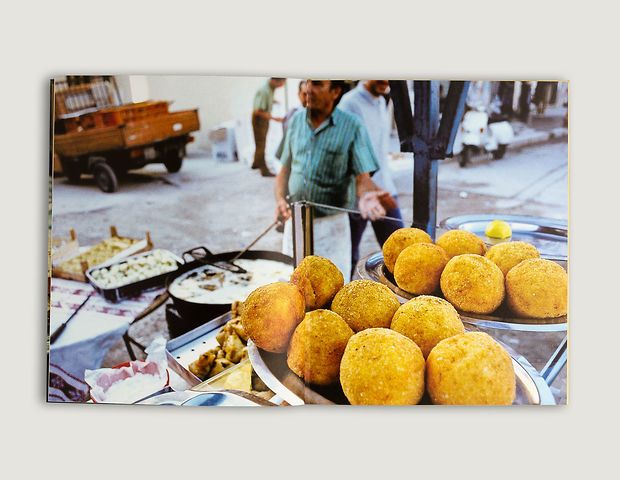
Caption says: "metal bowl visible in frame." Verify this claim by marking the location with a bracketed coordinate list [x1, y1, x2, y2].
[358, 252, 567, 333]
[247, 338, 555, 406]
[439, 214, 567, 261]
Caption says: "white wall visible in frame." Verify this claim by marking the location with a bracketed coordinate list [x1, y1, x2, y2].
[117, 75, 303, 152]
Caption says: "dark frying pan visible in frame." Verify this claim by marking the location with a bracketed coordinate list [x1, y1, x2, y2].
[165, 246, 293, 338]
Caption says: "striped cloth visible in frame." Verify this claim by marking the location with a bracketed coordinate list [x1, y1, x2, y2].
[280, 107, 378, 216]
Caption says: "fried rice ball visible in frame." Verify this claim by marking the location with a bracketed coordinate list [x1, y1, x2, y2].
[436, 230, 487, 258]
[340, 328, 425, 405]
[440, 254, 505, 314]
[426, 332, 516, 405]
[391, 295, 465, 358]
[505, 258, 568, 318]
[485, 241, 540, 276]
[394, 243, 449, 295]
[287, 310, 354, 386]
[240, 282, 305, 353]
[331, 280, 401, 332]
[290, 255, 344, 310]
[382, 228, 433, 274]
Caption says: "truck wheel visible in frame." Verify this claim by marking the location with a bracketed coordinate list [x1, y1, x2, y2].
[61, 158, 82, 183]
[93, 163, 119, 193]
[164, 147, 183, 173]
[493, 144, 507, 160]
[459, 147, 471, 167]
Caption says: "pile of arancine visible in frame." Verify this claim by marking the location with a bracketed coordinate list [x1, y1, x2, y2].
[241, 252, 525, 406]
[383, 228, 568, 319]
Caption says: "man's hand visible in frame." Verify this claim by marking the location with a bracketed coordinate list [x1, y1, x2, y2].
[272, 116, 284, 123]
[275, 197, 291, 222]
[359, 191, 387, 221]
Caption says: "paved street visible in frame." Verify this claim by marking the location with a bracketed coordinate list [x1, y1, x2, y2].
[51, 137, 569, 403]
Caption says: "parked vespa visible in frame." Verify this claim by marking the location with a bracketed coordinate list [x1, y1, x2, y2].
[453, 103, 515, 167]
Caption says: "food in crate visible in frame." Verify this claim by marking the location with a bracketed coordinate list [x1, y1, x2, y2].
[89, 249, 179, 289]
[188, 302, 249, 381]
[58, 236, 139, 275]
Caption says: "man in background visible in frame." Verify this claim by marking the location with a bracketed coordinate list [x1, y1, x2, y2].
[339, 80, 404, 278]
[252, 77, 286, 177]
[275, 79, 393, 280]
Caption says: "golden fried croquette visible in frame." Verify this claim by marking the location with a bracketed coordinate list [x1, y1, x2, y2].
[426, 332, 516, 405]
[287, 310, 354, 386]
[440, 254, 505, 314]
[240, 282, 305, 353]
[485, 241, 540, 276]
[394, 243, 449, 295]
[382, 228, 432, 273]
[331, 280, 401, 332]
[290, 255, 344, 310]
[391, 295, 464, 358]
[505, 258, 567, 318]
[340, 328, 425, 405]
[436, 229, 487, 258]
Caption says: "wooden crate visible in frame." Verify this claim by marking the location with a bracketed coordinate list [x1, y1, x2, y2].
[51, 226, 153, 283]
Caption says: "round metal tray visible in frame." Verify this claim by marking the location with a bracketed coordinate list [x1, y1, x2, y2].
[439, 214, 567, 261]
[247, 339, 556, 406]
[358, 252, 567, 332]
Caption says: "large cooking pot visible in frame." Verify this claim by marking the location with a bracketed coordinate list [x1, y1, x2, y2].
[165, 246, 294, 338]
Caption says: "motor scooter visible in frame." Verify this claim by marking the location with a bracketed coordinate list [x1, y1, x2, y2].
[452, 102, 515, 167]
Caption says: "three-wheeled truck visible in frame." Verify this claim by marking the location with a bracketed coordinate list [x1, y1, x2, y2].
[53, 82, 200, 193]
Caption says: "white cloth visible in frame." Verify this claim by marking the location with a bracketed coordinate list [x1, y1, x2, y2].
[282, 213, 351, 283]
[48, 278, 165, 402]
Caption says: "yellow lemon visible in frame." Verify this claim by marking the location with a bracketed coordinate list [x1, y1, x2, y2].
[485, 220, 512, 239]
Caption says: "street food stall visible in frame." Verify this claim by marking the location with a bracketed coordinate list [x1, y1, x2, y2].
[48, 80, 568, 406]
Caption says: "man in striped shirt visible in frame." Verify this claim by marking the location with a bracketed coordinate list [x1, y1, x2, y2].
[275, 80, 394, 279]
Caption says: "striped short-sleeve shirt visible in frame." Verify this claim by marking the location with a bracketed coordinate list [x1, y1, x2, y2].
[280, 107, 379, 216]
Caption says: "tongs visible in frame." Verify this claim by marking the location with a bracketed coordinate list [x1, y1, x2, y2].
[184, 218, 284, 274]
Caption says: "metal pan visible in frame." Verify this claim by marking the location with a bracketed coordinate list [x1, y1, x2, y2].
[85, 249, 183, 303]
[247, 336, 556, 406]
[358, 252, 567, 332]
[439, 214, 568, 261]
[165, 246, 293, 337]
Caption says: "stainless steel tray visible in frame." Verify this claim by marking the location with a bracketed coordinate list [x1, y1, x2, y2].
[439, 214, 567, 261]
[247, 335, 556, 406]
[358, 252, 567, 332]
[166, 311, 232, 373]
[86, 249, 183, 303]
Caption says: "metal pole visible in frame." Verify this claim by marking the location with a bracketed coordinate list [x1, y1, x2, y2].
[412, 81, 440, 239]
[540, 335, 568, 387]
[292, 201, 314, 266]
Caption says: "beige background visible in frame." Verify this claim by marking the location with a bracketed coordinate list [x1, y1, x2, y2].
[2, 0, 618, 478]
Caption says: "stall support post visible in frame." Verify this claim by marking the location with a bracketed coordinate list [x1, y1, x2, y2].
[412, 81, 440, 239]
[540, 335, 568, 387]
[389, 80, 470, 241]
[292, 201, 314, 266]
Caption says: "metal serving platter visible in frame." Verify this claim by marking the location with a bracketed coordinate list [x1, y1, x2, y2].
[439, 214, 567, 261]
[358, 252, 567, 332]
[247, 337, 556, 406]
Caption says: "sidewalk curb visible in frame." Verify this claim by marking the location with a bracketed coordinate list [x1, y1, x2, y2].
[510, 127, 568, 151]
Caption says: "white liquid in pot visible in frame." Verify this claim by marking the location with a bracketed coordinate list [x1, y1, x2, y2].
[169, 258, 293, 304]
